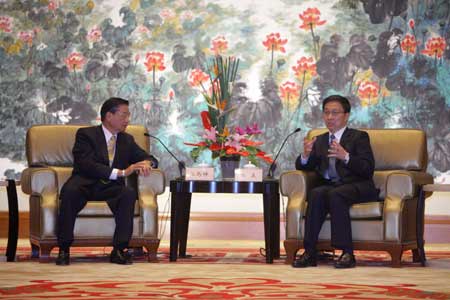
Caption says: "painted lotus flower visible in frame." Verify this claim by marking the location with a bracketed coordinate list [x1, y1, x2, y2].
[279, 81, 300, 110]
[210, 35, 228, 56]
[65, 52, 86, 71]
[401, 34, 417, 55]
[421, 37, 446, 59]
[298, 7, 326, 30]
[0, 16, 13, 33]
[144, 51, 166, 72]
[292, 56, 317, 80]
[262, 32, 287, 53]
[358, 81, 380, 106]
[87, 27, 102, 43]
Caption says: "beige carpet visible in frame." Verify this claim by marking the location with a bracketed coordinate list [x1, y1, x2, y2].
[1, 239, 449, 299]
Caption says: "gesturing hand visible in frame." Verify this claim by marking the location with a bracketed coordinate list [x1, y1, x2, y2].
[328, 140, 348, 161]
[302, 137, 316, 159]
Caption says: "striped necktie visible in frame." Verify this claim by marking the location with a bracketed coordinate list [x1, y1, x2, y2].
[107, 135, 116, 165]
[328, 134, 339, 182]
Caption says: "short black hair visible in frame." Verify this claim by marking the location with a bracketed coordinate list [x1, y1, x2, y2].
[322, 94, 351, 113]
[100, 97, 129, 121]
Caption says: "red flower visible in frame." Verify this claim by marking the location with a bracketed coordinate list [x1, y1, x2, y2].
[201, 111, 212, 130]
[144, 51, 166, 72]
[18, 31, 34, 46]
[65, 52, 86, 71]
[210, 35, 228, 55]
[189, 69, 210, 87]
[0, 16, 13, 33]
[279, 81, 300, 101]
[292, 56, 317, 80]
[209, 143, 222, 151]
[240, 139, 264, 147]
[421, 37, 446, 59]
[358, 81, 380, 106]
[262, 32, 288, 53]
[408, 19, 415, 30]
[298, 7, 326, 30]
[401, 34, 417, 55]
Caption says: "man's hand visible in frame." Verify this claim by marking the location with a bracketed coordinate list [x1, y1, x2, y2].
[302, 137, 317, 159]
[124, 160, 152, 177]
[328, 140, 349, 161]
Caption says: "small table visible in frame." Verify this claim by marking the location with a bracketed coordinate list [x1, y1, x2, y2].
[417, 184, 450, 266]
[1, 180, 19, 262]
[169, 179, 280, 263]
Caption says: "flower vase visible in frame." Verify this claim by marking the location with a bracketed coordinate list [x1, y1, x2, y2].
[219, 155, 241, 180]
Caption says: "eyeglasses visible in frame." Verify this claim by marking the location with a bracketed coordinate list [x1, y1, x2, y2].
[114, 111, 131, 120]
[322, 110, 346, 117]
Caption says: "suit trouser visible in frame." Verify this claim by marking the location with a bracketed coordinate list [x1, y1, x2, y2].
[303, 182, 360, 253]
[57, 177, 136, 250]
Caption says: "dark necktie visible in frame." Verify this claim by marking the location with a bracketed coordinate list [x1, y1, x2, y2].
[328, 134, 339, 182]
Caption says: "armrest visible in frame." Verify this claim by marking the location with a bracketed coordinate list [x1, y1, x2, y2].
[20, 167, 59, 238]
[137, 169, 166, 238]
[383, 171, 433, 241]
[280, 170, 319, 239]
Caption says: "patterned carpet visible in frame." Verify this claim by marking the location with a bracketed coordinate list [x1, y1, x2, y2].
[1, 241, 450, 299]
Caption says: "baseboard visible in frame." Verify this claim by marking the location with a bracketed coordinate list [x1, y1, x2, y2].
[1, 212, 449, 243]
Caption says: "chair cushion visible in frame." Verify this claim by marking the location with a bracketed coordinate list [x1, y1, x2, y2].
[349, 201, 383, 219]
[78, 201, 140, 217]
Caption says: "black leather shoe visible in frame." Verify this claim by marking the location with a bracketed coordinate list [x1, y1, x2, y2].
[334, 252, 356, 269]
[110, 249, 133, 265]
[292, 252, 317, 268]
[55, 248, 70, 266]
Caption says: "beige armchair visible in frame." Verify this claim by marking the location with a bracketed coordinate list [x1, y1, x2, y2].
[281, 129, 433, 267]
[20, 125, 165, 262]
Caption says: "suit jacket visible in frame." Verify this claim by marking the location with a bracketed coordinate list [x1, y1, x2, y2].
[71, 125, 158, 186]
[295, 128, 378, 201]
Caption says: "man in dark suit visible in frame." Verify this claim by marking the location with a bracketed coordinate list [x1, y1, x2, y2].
[56, 97, 158, 265]
[293, 95, 378, 269]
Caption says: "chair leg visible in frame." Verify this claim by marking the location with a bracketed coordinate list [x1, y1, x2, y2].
[412, 248, 421, 263]
[144, 240, 160, 262]
[388, 246, 403, 268]
[38, 245, 53, 263]
[31, 243, 40, 259]
[284, 240, 301, 264]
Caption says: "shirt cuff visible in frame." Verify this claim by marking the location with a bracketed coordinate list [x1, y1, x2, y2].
[301, 154, 309, 165]
[344, 153, 350, 164]
[110, 168, 119, 180]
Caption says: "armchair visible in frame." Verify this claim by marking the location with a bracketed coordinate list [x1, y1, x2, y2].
[281, 129, 433, 267]
[20, 125, 165, 262]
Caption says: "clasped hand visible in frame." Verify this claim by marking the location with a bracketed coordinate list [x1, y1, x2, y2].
[124, 160, 152, 177]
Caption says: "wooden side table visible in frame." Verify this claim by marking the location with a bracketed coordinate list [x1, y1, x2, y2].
[1, 180, 19, 262]
[417, 184, 450, 266]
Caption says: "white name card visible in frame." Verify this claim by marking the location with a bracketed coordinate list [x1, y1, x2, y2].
[185, 167, 215, 181]
[234, 167, 263, 182]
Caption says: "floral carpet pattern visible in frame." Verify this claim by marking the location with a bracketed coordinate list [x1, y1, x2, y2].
[1, 245, 450, 299]
[1, 278, 449, 300]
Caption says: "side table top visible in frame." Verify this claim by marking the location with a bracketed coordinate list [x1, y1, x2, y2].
[423, 184, 450, 192]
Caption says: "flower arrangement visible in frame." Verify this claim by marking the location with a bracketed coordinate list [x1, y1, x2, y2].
[185, 55, 273, 165]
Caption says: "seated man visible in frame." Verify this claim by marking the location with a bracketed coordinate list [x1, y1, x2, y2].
[56, 97, 158, 265]
[293, 95, 378, 269]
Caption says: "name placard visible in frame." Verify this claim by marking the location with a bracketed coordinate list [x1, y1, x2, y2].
[234, 167, 263, 182]
[185, 167, 215, 181]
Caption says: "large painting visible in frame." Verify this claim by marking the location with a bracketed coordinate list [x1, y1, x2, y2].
[0, 0, 449, 182]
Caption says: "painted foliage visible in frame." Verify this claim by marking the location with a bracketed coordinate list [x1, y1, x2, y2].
[0, 0, 449, 180]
